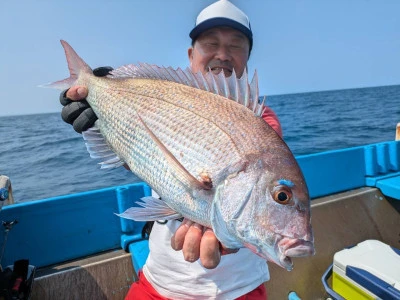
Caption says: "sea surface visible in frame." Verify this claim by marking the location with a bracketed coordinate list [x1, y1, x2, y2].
[1, 85, 399, 202]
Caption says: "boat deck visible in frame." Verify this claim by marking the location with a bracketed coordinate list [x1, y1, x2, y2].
[31, 250, 135, 300]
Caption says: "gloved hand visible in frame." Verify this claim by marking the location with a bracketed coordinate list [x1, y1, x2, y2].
[60, 66, 113, 133]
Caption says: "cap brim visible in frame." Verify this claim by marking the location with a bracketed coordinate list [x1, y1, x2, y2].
[189, 17, 253, 46]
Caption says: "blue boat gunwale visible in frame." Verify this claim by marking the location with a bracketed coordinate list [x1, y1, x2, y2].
[0, 140, 399, 271]
[0, 182, 151, 268]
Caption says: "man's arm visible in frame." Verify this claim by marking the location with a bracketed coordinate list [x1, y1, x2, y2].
[262, 106, 283, 138]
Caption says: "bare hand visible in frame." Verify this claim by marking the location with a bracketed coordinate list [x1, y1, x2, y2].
[171, 219, 239, 269]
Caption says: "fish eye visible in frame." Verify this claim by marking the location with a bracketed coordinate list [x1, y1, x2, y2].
[272, 186, 292, 204]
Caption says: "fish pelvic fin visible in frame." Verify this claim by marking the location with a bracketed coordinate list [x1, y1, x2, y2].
[110, 63, 265, 117]
[136, 111, 212, 191]
[40, 40, 93, 90]
[116, 196, 182, 221]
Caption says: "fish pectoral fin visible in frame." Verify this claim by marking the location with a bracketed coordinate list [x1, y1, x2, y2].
[136, 112, 212, 190]
[82, 125, 126, 169]
[116, 196, 182, 221]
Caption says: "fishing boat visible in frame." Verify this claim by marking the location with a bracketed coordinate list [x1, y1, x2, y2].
[1, 131, 399, 299]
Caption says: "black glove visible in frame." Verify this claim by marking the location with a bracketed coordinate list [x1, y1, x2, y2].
[60, 66, 113, 133]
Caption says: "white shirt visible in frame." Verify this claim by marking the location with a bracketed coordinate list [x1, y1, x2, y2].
[143, 220, 270, 300]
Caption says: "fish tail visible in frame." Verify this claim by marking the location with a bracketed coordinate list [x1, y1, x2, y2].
[40, 40, 92, 90]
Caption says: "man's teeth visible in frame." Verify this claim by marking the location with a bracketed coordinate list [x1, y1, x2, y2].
[211, 67, 231, 74]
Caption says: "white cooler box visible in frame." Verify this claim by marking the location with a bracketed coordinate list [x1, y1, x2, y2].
[332, 239, 400, 300]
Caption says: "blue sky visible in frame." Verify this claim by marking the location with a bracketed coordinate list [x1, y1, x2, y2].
[1, 0, 399, 116]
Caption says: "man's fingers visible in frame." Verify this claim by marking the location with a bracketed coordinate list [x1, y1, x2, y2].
[61, 101, 90, 124]
[200, 228, 221, 269]
[72, 108, 98, 133]
[171, 219, 192, 251]
[66, 86, 88, 100]
[171, 221, 235, 268]
[182, 223, 203, 262]
[59, 89, 71, 106]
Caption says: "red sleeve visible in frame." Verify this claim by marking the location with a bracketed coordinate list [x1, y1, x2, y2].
[261, 106, 283, 138]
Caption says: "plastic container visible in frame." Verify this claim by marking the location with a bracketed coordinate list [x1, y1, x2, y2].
[332, 240, 400, 300]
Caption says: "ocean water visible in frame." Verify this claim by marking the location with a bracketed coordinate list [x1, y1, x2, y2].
[1, 85, 399, 202]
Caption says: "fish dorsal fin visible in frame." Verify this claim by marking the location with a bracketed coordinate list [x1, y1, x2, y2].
[82, 124, 126, 169]
[110, 64, 265, 117]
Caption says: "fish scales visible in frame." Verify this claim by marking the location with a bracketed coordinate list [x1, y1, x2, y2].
[80, 78, 223, 222]
[90, 77, 270, 174]
[45, 40, 315, 270]
[87, 77, 271, 222]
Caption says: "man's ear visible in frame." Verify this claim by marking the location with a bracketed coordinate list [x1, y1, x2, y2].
[188, 47, 194, 66]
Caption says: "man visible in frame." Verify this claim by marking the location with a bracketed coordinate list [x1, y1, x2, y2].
[61, 0, 281, 298]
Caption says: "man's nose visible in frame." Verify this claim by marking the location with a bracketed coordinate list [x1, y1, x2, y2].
[214, 45, 232, 61]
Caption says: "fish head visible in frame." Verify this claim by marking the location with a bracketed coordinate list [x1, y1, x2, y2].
[212, 154, 315, 271]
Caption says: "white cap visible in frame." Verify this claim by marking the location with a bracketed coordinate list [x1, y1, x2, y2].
[190, 0, 253, 51]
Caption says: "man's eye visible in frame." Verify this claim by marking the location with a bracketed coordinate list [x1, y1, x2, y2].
[230, 45, 242, 50]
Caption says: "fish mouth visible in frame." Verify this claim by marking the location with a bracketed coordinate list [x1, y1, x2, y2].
[277, 237, 315, 271]
[279, 255, 294, 271]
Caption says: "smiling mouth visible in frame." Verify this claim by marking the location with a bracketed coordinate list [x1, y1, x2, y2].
[210, 67, 232, 76]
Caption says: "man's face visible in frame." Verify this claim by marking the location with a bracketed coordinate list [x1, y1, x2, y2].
[188, 27, 250, 78]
